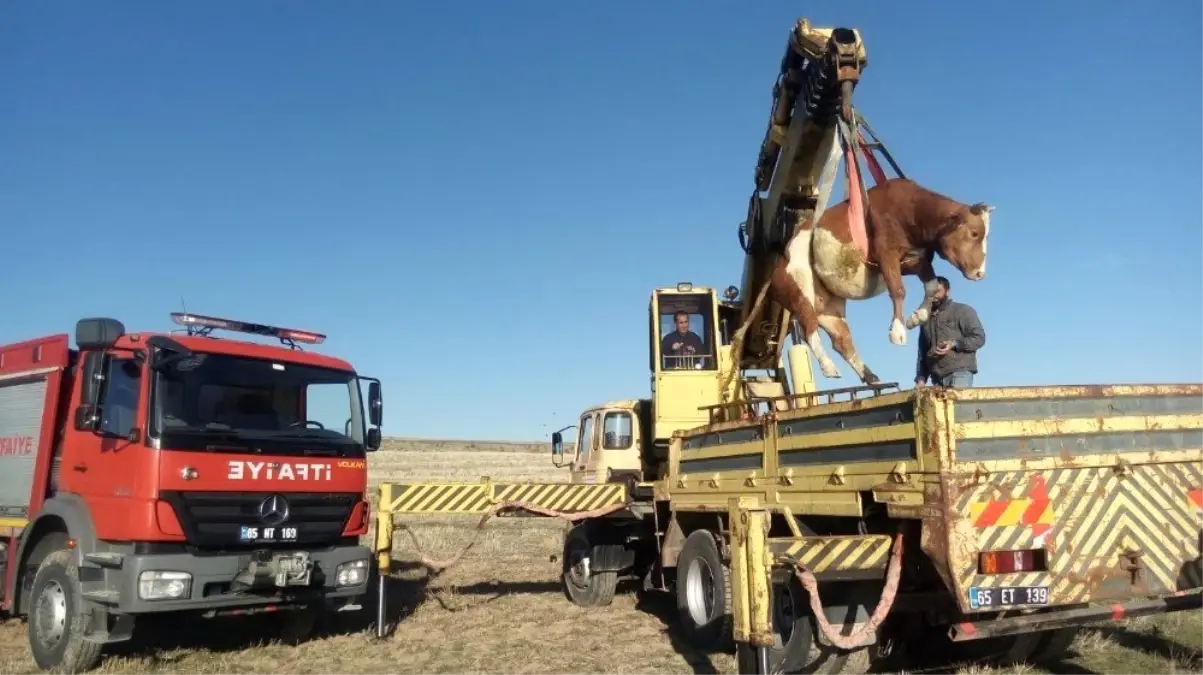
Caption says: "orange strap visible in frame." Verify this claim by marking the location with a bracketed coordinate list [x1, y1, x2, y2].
[843, 139, 870, 260]
[858, 129, 889, 186]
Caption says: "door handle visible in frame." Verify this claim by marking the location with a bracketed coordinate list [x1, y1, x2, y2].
[72, 463, 87, 473]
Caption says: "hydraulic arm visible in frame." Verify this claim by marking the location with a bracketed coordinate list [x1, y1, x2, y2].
[734, 20, 867, 371]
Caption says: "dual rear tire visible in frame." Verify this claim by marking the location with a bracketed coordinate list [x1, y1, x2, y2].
[673, 529, 873, 674]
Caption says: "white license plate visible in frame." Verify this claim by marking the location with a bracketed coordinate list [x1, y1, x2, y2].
[238, 525, 299, 542]
[968, 585, 1049, 609]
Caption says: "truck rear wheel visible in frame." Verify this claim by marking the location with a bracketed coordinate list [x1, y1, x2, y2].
[675, 530, 733, 652]
[561, 525, 618, 607]
[769, 576, 872, 674]
[27, 548, 103, 673]
[1029, 627, 1079, 662]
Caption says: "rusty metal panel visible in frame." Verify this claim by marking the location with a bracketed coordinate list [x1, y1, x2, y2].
[0, 373, 48, 518]
[953, 392, 1202, 423]
[945, 463, 1203, 613]
[681, 425, 764, 450]
[929, 384, 1203, 613]
[949, 386, 1203, 463]
[769, 534, 894, 574]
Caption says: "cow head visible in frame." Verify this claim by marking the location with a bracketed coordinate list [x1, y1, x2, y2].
[937, 202, 992, 281]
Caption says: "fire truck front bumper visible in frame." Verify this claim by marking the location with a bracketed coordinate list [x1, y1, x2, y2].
[101, 544, 373, 615]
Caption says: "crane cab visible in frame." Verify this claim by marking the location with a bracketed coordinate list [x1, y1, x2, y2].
[549, 282, 819, 485]
[648, 283, 736, 442]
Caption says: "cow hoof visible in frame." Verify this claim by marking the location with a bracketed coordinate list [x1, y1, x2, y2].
[905, 308, 929, 329]
[889, 319, 907, 346]
[862, 369, 880, 385]
[818, 359, 842, 379]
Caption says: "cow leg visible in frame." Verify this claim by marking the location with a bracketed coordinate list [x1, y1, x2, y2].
[878, 257, 909, 346]
[775, 236, 842, 379]
[905, 257, 939, 329]
[816, 295, 879, 385]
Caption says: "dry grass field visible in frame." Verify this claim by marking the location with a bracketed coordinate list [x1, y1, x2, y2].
[1, 438, 1200, 674]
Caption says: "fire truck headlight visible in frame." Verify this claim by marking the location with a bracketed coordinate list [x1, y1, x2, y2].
[138, 570, 192, 600]
[335, 559, 368, 587]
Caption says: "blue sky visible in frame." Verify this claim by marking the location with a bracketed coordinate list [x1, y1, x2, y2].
[2, 1, 1200, 441]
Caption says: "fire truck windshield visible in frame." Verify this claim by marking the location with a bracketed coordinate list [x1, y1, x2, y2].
[150, 352, 366, 457]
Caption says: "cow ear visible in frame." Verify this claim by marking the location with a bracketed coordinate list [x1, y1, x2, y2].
[969, 202, 994, 216]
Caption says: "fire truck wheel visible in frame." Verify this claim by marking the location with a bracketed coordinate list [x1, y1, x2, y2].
[770, 576, 872, 674]
[27, 548, 104, 673]
[561, 525, 618, 607]
[273, 604, 325, 646]
[675, 530, 733, 652]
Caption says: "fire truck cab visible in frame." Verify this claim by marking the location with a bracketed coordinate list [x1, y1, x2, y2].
[0, 312, 382, 672]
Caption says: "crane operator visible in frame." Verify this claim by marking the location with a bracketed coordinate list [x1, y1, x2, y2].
[661, 311, 708, 369]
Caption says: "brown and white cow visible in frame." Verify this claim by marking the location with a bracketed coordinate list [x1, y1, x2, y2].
[768, 177, 992, 384]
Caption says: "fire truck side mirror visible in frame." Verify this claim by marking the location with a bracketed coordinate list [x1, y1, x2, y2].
[75, 317, 125, 351]
[551, 432, 564, 463]
[368, 380, 382, 427]
[366, 427, 381, 452]
[73, 351, 106, 432]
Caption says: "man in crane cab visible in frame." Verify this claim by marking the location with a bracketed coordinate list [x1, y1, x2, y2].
[914, 276, 987, 388]
[661, 311, 708, 369]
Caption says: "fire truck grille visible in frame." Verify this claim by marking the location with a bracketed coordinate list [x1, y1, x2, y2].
[161, 491, 360, 547]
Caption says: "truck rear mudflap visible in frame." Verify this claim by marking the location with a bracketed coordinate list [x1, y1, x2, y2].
[933, 384, 1203, 616]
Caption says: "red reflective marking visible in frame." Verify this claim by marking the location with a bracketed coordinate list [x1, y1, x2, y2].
[1111, 604, 1126, 621]
[1188, 488, 1202, 510]
[959, 622, 977, 635]
[975, 499, 1009, 528]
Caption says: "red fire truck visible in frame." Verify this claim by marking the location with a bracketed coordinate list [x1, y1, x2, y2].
[0, 312, 383, 672]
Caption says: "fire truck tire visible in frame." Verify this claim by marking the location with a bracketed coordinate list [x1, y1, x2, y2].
[675, 530, 733, 652]
[271, 604, 326, 646]
[770, 576, 872, 674]
[561, 525, 618, 607]
[27, 548, 104, 673]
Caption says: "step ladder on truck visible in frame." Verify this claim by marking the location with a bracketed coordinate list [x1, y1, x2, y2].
[369, 16, 1203, 675]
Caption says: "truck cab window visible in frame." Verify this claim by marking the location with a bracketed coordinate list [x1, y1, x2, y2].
[658, 292, 716, 371]
[100, 357, 141, 438]
[304, 382, 356, 434]
[602, 411, 633, 449]
[577, 414, 595, 461]
[151, 352, 365, 456]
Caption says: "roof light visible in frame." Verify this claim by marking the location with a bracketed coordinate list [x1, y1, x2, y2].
[169, 312, 326, 346]
[677, 282, 693, 292]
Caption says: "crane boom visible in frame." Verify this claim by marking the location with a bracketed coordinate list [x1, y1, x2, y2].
[734, 20, 867, 371]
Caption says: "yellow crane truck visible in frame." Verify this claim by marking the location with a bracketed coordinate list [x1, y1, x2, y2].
[371, 18, 1203, 674]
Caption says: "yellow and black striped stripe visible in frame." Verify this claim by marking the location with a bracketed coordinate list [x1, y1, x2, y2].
[952, 462, 1203, 608]
[769, 534, 893, 573]
[379, 481, 628, 515]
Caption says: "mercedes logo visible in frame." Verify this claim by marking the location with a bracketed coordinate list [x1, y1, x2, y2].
[258, 494, 290, 526]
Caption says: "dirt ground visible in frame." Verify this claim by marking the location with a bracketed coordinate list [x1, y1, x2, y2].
[1, 441, 1200, 674]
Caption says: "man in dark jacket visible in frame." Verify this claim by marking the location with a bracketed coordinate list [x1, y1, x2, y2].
[915, 276, 986, 388]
